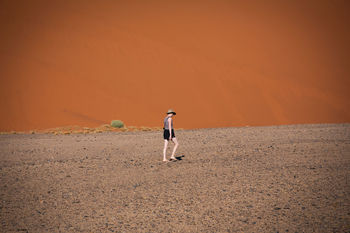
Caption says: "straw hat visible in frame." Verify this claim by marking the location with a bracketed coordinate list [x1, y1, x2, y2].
[166, 109, 176, 115]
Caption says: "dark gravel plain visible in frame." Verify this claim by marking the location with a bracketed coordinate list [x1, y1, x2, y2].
[0, 124, 349, 232]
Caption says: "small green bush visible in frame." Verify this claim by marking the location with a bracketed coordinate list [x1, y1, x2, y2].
[111, 120, 124, 128]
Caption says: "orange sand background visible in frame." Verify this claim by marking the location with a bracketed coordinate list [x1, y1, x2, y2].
[0, 0, 349, 131]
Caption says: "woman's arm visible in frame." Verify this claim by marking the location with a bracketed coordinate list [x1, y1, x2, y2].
[168, 118, 172, 139]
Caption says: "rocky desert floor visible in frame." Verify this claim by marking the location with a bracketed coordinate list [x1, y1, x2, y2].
[0, 124, 349, 232]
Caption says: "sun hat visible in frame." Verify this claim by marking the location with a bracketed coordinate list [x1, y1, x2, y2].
[166, 109, 176, 115]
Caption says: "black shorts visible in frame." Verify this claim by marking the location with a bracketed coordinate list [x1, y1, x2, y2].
[163, 129, 175, 140]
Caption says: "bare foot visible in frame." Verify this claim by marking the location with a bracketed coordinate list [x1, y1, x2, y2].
[170, 157, 177, 161]
[163, 159, 169, 162]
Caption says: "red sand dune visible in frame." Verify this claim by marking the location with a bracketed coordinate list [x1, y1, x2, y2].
[0, 0, 349, 131]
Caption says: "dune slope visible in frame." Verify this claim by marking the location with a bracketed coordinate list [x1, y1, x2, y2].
[0, 0, 349, 131]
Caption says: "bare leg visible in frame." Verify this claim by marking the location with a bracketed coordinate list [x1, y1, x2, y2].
[163, 140, 169, 161]
[170, 138, 179, 159]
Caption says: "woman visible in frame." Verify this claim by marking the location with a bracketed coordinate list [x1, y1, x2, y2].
[163, 109, 179, 162]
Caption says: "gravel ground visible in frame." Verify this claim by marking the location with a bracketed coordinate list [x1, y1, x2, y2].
[0, 124, 349, 232]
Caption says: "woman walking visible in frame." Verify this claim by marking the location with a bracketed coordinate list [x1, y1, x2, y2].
[163, 109, 179, 162]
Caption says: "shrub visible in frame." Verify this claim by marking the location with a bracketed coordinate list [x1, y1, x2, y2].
[111, 120, 125, 128]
